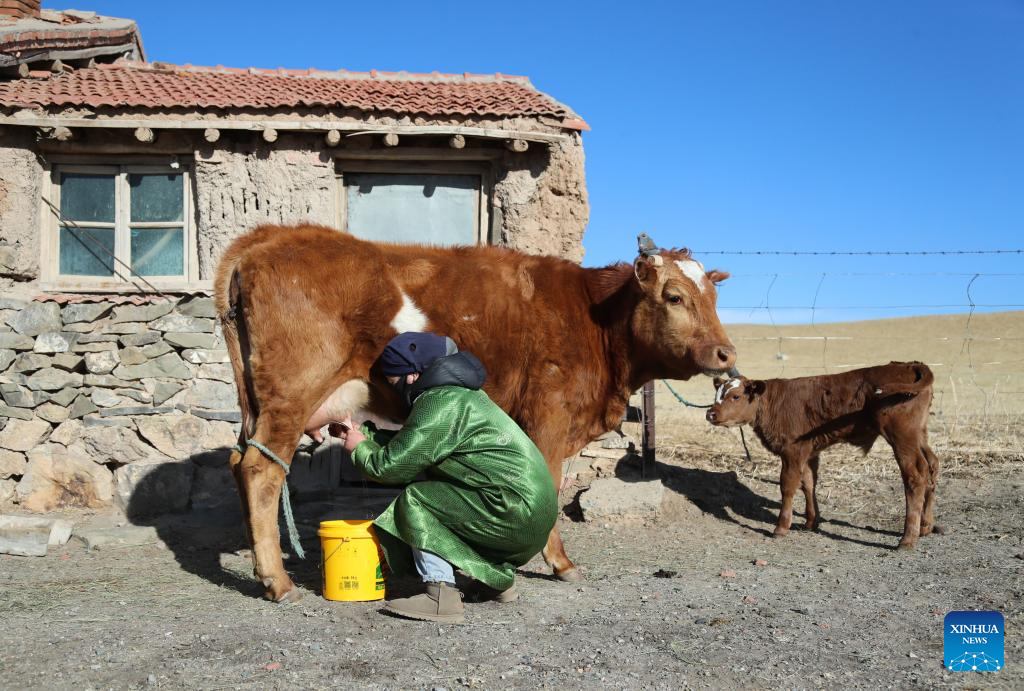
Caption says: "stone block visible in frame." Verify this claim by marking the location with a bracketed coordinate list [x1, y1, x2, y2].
[110, 302, 175, 324]
[51, 353, 83, 371]
[0, 297, 29, 311]
[81, 424, 166, 465]
[84, 373, 144, 390]
[74, 523, 160, 549]
[0, 418, 51, 451]
[73, 342, 117, 353]
[135, 414, 210, 458]
[0, 448, 27, 478]
[1, 386, 48, 408]
[49, 419, 83, 445]
[17, 443, 113, 511]
[99, 405, 175, 417]
[35, 402, 70, 424]
[150, 313, 215, 333]
[48, 387, 80, 407]
[84, 350, 120, 375]
[181, 348, 229, 364]
[141, 342, 172, 358]
[196, 363, 234, 383]
[119, 331, 162, 347]
[61, 322, 97, 333]
[192, 408, 241, 423]
[69, 395, 99, 419]
[113, 352, 192, 380]
[25, 368, 83, 391]
[0, 404, 33, 420]
[0, 349, 15, 371]
[177, 297, 216, 319]
[33, 331, 78, 354]
[91, 388, 124, 408]
[150, 380, 185, 405]
[118, 346, 148, 366]
[115, 388, 153, 404]
[10, 352, 50, 373]
[0, 332, 34, 350]
[115, 460, 194, 516]
[9, 302, 61, 337]
[76, 332, 120, 344]
[185, 379, 236, 410]
[103, 322, 151, 335]
[164, 332, 217, 349]
[82, 414, 134, 428]
[579, 476, 664, 522]
[61, 303, 112, 324]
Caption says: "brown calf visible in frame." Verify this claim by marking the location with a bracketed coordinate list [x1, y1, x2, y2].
[706, 362, 939, 549]
[214, 224, 736, 601]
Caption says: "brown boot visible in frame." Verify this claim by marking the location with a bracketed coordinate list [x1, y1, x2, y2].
[385, 582, 464, 624]
[465, 582, 519, 603]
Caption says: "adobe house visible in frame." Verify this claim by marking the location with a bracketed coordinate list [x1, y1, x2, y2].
[0, 1, 589, 514]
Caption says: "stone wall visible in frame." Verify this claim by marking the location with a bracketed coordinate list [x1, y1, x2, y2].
[0, 294, 246, 515]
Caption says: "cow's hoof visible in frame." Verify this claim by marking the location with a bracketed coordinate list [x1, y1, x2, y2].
[896, 541, 916, 551]
[262, 576, 299, 603]
[555, 567, 585, 583]
[771, 529, 789, 539]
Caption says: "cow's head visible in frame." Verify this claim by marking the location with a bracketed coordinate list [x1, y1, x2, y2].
[627, 246, 737, 380]
[706, 375, 764, 426]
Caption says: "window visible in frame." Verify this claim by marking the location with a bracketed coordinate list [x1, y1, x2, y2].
[337, 164, 488, 246]
[45, 164, 195, 289]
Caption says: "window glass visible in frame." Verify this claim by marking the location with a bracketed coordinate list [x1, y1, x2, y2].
[129, 173, 184, 223]
[59, 226, 115, 276]
[60, 173, 115, 223]
[346, 173, 478, 246]
[131, 228, 184, 276]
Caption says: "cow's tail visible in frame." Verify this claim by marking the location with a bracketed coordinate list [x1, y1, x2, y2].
[214, 255, 258, 440]
[872, 362, 934, 398]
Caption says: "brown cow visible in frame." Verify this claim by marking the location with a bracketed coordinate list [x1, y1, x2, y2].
[214, 224, 736, 602]
[705, 362, 939, 549]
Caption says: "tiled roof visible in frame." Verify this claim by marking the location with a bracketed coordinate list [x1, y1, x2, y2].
[0, 61, 577, 120]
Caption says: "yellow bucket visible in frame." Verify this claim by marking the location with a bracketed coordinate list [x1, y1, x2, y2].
[318, 519, 386, 602]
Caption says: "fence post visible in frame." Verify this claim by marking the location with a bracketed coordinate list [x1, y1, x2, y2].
[641, 381, 656, 478]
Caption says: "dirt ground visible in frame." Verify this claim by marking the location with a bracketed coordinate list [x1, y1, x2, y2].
[2, 438, 1022, 690]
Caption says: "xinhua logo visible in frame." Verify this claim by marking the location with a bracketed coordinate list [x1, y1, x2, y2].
[944, 611, 1004, 671]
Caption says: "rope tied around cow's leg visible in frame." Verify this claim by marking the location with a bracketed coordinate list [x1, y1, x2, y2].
[233, 440, 306, 560]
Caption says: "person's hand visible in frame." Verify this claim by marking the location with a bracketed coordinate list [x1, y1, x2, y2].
[341, 417, 365, 453]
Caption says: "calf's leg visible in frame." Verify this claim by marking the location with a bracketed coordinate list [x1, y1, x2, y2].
[774, 450, 807, 537]
[800, 455, 821, 530]
[890, 441, 929, 550]
[920, 443, 941, 536]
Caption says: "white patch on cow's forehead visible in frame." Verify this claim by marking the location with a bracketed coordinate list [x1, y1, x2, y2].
[715, 377, 742, 403]
[390, 290, 428, 333]
[675, 259, 707, 293]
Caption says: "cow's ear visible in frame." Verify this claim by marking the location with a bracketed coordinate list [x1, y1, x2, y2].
[706, 269, 730, 285]
[748, 380, 767, 397]
[712, 376, 726, 389]
[633, 255, 662, 286]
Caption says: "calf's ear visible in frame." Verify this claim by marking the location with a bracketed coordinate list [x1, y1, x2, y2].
[712, 376, 726, 389]
[748, 380, 767, 396]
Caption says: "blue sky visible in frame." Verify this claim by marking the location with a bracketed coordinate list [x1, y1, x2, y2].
[53, 1, 1024, 323]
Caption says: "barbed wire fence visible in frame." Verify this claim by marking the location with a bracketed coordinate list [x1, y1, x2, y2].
[657, 248, 1024, 460]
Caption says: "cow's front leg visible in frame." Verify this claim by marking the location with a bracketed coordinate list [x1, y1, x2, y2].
[800, 455, 821, 531]
[239, 445, 298, 602]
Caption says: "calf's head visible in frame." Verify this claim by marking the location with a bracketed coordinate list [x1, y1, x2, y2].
[629, 249, 737, 379]
[706, 375, 765, 427]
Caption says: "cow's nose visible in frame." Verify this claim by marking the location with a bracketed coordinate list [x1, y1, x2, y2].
[706, 410, 717, 423]
[715, 345, 737, 369]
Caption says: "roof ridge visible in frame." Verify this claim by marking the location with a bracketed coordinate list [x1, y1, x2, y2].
[108, 60, 534, 85]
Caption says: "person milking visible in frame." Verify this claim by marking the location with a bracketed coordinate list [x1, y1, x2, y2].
[309, 332, 557, 623]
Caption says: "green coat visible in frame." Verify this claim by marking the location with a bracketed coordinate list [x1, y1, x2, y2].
[350, 385, 557, 590]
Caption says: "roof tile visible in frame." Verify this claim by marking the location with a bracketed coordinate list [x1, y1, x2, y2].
[0, 61, 574, 119]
